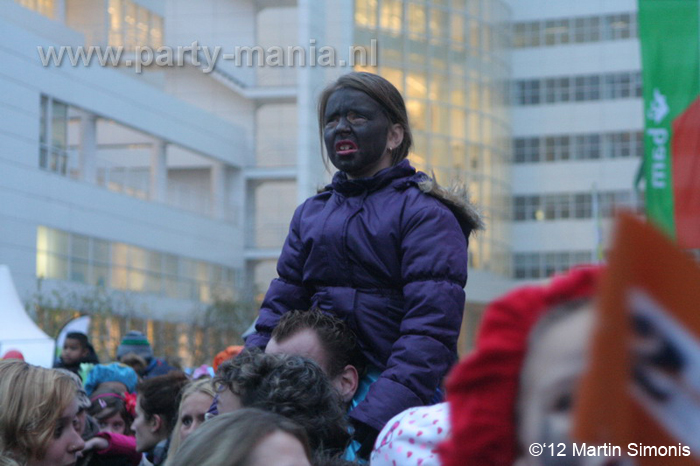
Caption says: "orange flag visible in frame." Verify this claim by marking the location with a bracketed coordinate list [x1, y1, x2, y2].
[575, 212, 700, 464]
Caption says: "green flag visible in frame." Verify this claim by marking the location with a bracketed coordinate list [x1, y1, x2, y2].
[639, 0, 700, 248]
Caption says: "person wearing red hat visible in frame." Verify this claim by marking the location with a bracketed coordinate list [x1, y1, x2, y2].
[439, 266, 605, 466]
[2, 349, 24, 361]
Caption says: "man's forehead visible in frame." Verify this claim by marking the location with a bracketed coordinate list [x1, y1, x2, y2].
[267, 329, 330, 371]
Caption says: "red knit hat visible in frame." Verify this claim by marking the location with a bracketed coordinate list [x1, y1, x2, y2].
[439, 266, 603, 466]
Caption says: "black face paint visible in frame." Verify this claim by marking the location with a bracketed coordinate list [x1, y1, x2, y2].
[323, 88, 394, 179]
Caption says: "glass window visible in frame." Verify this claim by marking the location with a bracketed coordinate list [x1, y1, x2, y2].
[544, 252, 560, 277]
[512, 21, 540, 48]
[514, 253, 528, 278]
[123, 0, 137, 49]
[149, 14, 163, 48]
[574, 193, 592, 218]
[514, 137, 540, 163]
[544, 194, 557, 220]
[163, 254, 179, 274]
[406, 99, 427, 131]
[47, 228, 69, 254]
[431, 104, 450, 134]
[527, 195, 542, 221]
[145, 251, 162, 274]
[112, 243, 130, 267]
[574, 75, 600, 101]
[574, 134, 601, 160]
[545, 136, 570, 161]
[450, 13, 465, 44]
[93, 239, 110, 263]
[516, 79, 541, 105]
[356, 0, 378, 27]
[469, 19, 480, 52]
[92, 264, 109, 287]
[544, 18, 570, 45]
[528, 253, 542, 278]
[514, 196, 526, 221]
[380, 0, 402, 32]
[407, 72, 427, 99]
[35, 226, 238, 303]
[429, 7, 448, 39]
[633, 71, 642, 97]
[633, 131, 643, 157]
[544, 77, 570, 104]
[604, 13, 632, 40]
[129, 245, 147, 270]
[604, 72, 633, 99]
[71, 234, 90, 261]
[560, 194, 571, 219]
[574, 16, 600, 43]
[135, 6, 149, 46]
[111, 265, 128, 290]
[47, 253, 69, 280]
[108, 0, 123, 46]
[14, 0, 55, 19]
[450, 108, 466, 138]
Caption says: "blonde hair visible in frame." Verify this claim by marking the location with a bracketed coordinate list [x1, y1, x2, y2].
[0, 360, 78, 465]
[171, 409, 311, 466]
[163, 378, 216, 466]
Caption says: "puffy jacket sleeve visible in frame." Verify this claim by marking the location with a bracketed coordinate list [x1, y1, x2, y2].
[349, 201, 468, 432]
[95, 432, 142, 465]
[246, 202, 312, 349]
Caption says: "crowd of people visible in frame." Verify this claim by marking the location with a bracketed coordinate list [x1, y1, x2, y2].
[0, 71, 686, 466]
[0, 266, 624, 466]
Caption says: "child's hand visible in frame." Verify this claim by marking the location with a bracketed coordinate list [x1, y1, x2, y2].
[83, 437, 109, 452]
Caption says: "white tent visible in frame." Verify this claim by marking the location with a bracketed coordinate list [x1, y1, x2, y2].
[0, 265, 55, 367]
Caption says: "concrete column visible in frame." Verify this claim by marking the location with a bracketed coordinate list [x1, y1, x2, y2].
[79, 113, 97, 183]
[210, 161, 227, 220]
[242, 178, 258, 302]
[150, 141, 167, 202]
[245, 180, 257, 249]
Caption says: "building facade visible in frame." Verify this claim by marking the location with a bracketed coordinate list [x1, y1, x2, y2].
[2, 0, 644, 348]
[507, 0, 643, 280]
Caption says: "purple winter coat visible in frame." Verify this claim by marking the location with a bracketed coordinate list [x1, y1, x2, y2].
[247, 160, 482, 432]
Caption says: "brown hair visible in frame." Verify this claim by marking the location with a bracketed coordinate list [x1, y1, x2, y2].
[88, 386, 133, 432]
[171, 408, 311, 466]
[136, 371, 188, 434]
[0, 360, 78, 464]
[213, 351, 350, 454]
[317, 72, 413, 166]
[271, 309, 366, 378]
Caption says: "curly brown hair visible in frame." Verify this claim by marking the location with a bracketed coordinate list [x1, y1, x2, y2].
[213, 350, 350, 455]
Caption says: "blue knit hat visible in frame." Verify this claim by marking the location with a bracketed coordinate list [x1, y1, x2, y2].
[116, 330, 153, 362]
[84, 362, 139, 396]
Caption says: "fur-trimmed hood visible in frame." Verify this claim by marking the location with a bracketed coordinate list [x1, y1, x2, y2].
[415, 176, 484, 239]
[321, 163, 485, 240]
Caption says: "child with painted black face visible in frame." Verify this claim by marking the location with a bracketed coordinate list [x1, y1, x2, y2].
[247, 72, 483, 457]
